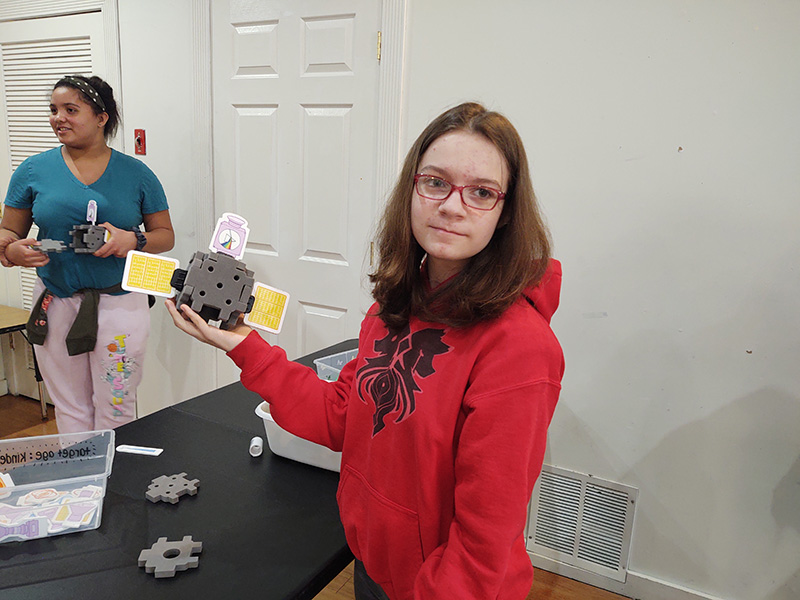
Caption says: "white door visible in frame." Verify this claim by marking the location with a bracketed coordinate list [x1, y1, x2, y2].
[0, 11, 107, 312]
[212, 0, 381, 375]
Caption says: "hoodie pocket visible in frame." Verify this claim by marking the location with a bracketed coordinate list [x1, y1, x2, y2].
[337, 464, 423, 597]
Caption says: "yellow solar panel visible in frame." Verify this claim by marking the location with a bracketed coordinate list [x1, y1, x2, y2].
[122, 251, 179, 297]
[244, 283, 290, 334]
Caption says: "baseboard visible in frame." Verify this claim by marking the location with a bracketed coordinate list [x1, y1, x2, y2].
[529, 552, 727, 600]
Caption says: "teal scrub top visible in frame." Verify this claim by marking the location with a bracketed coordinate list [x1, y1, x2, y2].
[4, 147, 169, 297]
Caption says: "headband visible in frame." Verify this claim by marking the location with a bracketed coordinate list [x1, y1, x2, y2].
[61, 76, 106, 112]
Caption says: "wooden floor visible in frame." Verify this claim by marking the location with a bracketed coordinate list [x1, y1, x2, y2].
[0, 392, 58, 439]
[1, 394, 628, 600]
[311, 559, 628, 600]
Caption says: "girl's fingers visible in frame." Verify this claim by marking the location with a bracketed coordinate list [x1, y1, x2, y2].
[180, 303, 210, 329]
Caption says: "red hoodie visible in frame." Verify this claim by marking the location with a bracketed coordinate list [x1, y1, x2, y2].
[229, 259, 564, 599]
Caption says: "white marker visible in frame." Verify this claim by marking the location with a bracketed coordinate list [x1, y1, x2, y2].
[116, 444, 164, 456]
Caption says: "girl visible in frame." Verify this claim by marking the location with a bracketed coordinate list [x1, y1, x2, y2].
[0, 75, 174, 433]
[168, 102, 563, 599]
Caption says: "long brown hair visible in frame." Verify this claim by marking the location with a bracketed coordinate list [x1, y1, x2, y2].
[370, 102, 551, 330]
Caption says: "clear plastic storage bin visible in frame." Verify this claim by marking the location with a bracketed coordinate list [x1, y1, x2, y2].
[255, 403, 341, 472]
[0, 430, 115, 544]
[313, 348, 358, 381]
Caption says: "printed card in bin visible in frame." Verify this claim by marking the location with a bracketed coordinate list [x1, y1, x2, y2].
[122, 213, 290, 334]
[0, 430, 115, 543]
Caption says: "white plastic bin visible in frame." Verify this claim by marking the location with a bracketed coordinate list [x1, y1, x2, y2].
[313, 348, 358, 381]
[254, 403, 341, 472]
[0, 430, 115, 544]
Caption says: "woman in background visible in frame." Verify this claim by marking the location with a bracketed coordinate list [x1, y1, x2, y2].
[0, 74, 174, 433]
[169, 102, 562, 599]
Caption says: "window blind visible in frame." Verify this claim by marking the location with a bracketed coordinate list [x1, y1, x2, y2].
[0, 1, 102, 23]
[1, 36, 93, 308]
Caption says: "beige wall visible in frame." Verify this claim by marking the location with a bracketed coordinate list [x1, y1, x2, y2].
[401, 1, 799, 599]
[116, 0, 218, 415]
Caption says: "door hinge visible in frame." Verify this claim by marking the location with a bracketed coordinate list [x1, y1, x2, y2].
[377, 31, 382, 62]
[370, 241, 375, 267]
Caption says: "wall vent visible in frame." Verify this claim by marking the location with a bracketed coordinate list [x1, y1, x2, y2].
[527, 465, 637, 583]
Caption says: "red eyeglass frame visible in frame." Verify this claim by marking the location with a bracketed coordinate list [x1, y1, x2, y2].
[414, 174, 506, 211]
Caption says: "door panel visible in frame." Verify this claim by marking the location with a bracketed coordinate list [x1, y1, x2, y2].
[212, 0, 380, 377]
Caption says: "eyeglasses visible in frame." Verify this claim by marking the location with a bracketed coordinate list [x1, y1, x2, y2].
[414, 174, 505, 211]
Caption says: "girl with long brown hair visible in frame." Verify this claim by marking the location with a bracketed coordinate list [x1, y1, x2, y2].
[169, 102, 563, 599]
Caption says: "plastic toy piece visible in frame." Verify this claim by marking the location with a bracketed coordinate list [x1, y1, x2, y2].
[138, 536, 202, 578]
[120, 212, 289, 333]
[171, 251, 255, 330]
[86, 199, 98, 225]
[69, 224, 108, 253]
[32, 239, 67, 253]
[249, 436, 263, 457]
[145, 473, 199, 504]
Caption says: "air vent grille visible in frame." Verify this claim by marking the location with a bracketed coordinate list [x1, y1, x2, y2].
[528, 465, 637, 582]
[533, 471, 581, 554]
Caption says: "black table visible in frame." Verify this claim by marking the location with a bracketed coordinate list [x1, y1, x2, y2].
[0, 339, 357, 599]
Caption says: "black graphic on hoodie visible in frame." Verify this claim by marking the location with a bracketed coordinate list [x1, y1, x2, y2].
[356, 326, 450, 436]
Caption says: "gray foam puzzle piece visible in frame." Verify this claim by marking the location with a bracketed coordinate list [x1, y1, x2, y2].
[33, 239, 67, 253]
[138, 536, 202, 578]
[145, 473, 199, 504]
[175, 251, 255, 329]
[69, 224, 106, 253]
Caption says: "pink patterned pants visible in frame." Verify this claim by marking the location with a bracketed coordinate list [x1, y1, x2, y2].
[32, 279, 150, 433]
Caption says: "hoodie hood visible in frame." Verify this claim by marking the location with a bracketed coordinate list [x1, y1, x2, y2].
[522, 258, 562, 324]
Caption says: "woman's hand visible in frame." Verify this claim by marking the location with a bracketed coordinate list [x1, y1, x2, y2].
[0, 207, 34, 267]
[3, 238, 50, 268]
[165, 299, 252, 353]
[0, 236, 19, 267]
[93, 222, 136, 258]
